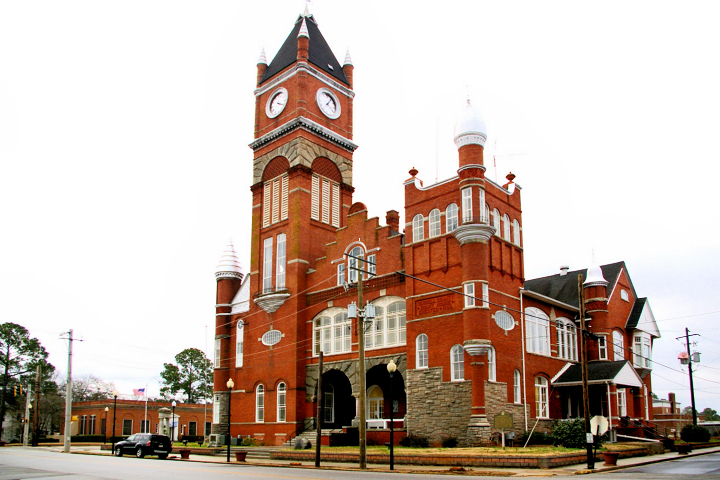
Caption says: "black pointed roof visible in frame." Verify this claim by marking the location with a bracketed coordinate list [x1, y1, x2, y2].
[553, 360, 628, 384]
[260, 15, 349, 86]
[625, 297, 647, 330]
[524, 261, 627, 309]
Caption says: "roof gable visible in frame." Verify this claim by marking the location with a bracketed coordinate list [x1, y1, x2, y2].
[626, 298, 660, 338]
[261, 15, 349, 86]
[551, 360, 643, 388]
[524, 261, 626, 308]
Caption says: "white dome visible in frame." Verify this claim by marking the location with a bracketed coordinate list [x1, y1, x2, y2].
[454, 100, 487, 149]
[216, 239, 243, 281]
[583, 261, 607, 287]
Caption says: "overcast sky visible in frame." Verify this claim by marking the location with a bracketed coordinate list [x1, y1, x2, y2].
[1, 1, 719, 412]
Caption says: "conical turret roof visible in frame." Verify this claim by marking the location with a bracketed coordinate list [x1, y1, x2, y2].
[215, 239, 243, 281]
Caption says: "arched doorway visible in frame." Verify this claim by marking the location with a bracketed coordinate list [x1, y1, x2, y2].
[321, 369, 354, 429]
[366, 364, 406, 423]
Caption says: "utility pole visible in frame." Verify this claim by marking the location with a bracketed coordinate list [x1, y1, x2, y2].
[61, 329, 81, 453]
[23, 385, 31, 446]
[32, 365, 41, 446]
[578, 275, 594, 470]
[678, 328, 700, 426]
[357, 259, 367, 470]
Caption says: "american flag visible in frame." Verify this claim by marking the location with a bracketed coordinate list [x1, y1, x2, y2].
[133, 388, 146, 396]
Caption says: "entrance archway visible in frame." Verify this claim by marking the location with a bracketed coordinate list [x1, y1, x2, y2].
[321, 369, 354, 429]
[366, 364, 406, 421]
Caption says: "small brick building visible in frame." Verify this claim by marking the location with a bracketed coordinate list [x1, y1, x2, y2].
[211, 8, 661, 446]
[61, 400, 212, 441]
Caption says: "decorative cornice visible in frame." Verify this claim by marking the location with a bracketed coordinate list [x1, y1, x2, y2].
[254, 290, 291, 314]
[215, 271, 244, 281]
[452, 223, 495, 245]
[249, 116, 358, 153]
[463, 339, 492, 356]
[455, 132, 487, 148]
[255, 62, 355, 99]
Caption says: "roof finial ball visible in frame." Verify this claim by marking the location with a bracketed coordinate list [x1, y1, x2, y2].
[454, 98, 487, 169]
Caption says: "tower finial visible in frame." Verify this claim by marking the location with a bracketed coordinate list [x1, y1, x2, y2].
[257, 47, 267, 66]
[343, 49, 353, 66]
[298, 17, 309, 38]
[303, 0, 310, 17]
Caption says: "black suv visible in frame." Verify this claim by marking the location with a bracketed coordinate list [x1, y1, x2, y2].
[114, 434, 172, 459]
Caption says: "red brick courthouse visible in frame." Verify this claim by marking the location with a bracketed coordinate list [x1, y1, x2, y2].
[211, 9, 661, 446]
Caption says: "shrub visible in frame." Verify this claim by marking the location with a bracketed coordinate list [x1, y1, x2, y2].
[241, 436, 262, 447]
[399, 433, 430, 448]
[550, 419, 595, 449]
[516, 430, 553, 446]
[441, 436, 458, 448]
[681, 424, 711, 443]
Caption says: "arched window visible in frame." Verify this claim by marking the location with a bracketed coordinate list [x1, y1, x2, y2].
[513, 370, 522, 404]
[236, 320, 244, 368]
[255, 385, 265, 423]
[277, 382, 286, 422]
[366, 297, 406, 349]
[323, 384, 334, 423]
[313, 309, 351, 356]
[348, 245, 364, 283]
[451, 344, 464, 381]
[493, 208, 501, 234]
[503, 214, 511, 240]
[513, 219, 521, 246]
[535, 377, 549, 418]
[429, 209, 441, 237]
[413, 214, 424, 242]
[446, 203, 458, 232]
[367, 385, 384, 420]
[525, 307, 550, 355]
[484, 203, 490, 224]
[416, 334, 428, 369]
[613, 330, 625, 361]
[462, 188, 472, 223]
[488, 346, 496, 381]
[557, 318, 578, 361]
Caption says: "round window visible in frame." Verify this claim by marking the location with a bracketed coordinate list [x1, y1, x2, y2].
[261, 330, 282, 346]
[494, 311, 514, 331]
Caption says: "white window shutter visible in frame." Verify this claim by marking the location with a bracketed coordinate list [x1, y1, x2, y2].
[322, 179, 330, 224]
[332, 182, 340, 227]
[311, 175, 319, 220]
[281, 174, 288, 220]
[272, 179, 280, 224]
[263, 182, 271, 227]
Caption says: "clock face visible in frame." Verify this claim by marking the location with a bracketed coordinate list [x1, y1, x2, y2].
[316, 88, 341, 119]
[266, 88, 288, 118]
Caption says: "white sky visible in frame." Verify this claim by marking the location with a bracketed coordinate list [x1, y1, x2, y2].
[1, 1, 719, 412]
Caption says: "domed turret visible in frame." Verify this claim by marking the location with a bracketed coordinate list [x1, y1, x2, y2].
[583, 261, 607, 287]
[215, 239, 243, 281]
[454, 99, 487, 149]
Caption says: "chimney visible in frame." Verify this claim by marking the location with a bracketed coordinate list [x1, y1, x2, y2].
[560, 265, 569, 276]
[386, 210, 399, 236]
[669, 393, 676, 413]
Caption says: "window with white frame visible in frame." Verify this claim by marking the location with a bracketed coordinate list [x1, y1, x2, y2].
[464, 283, 475, 308]
[263, 173, 289, 228]
[513, 370, 522, 404]
[416, 334, 428, 369]
[429, 209, 441, 237]
[462, 188, 473, 223]
[493, 208, 501, 233]
[621, 289, 629, 302]
[277, 382, 286, 422]
[89, 415, 96, 434]
[451, 344, 464, 381]
[236, 320, 244, 368]
[337, 263, 345, 285]
[513, 219, 521, 245]
[214, 339, 221, 368]
[503, 214, 511, 240]
[256, 385, 265, 423]
[557, 318, 578, 361]
[262, 237, 273, 293]
[525, 307, 550, 355]
[347, 246, 364, 283]
[367, 385, 384, 420]
[612, 330, 624, 361]
[598, 335, 608, 360]
[213, 395, 220, 423]
[446, 203, 458, 232]
[310, 174, 340, 227]
[365, 298, 407, 349]
[80, 415, 87, 435]
[366, 254, 376, 278]
[482, 283, 489, 308]
[488, 346, 496, 381]
[634, 334, 652, 368]
[276, 233, 286, 289]
[617, 388, 627, 416]
[313, 309, 351, 356]
[535, 377, 549, 418]
[478, 189, 486, 221]
[413, 214, 424, 242]
[484, 203, 490, 224]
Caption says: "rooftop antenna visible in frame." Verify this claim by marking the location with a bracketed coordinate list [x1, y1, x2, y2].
[435, 116, 439, 184]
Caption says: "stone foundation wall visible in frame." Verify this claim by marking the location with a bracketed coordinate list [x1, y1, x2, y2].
[484, 381, 527, 436]
[211, 391, 229, 435]
[406, 367, 471, 445]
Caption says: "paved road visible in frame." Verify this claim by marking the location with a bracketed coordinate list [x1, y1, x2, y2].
[597, 452, 720, 479]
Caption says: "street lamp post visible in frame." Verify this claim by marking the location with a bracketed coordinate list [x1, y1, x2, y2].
[103, 407, 109, 444]
[387, 360, 396, 470]
[111, 390, 118, 455]
[226, 378, 234, 463]
[171, 401, 177, 443]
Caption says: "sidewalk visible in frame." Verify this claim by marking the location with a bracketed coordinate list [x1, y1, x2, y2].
[41, 444, 720, 477]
